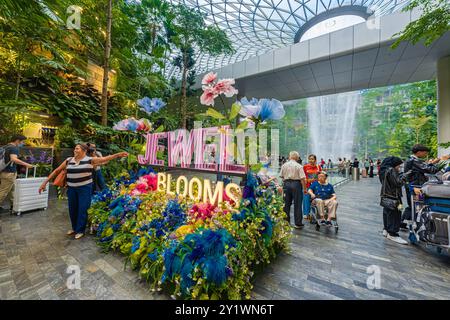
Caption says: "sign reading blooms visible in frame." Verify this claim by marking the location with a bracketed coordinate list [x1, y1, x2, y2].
[156, 172, 241, 207]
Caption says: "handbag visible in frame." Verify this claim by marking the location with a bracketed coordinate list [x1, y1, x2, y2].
[53, 158, 71, 187]
[380, 168, 400, 211]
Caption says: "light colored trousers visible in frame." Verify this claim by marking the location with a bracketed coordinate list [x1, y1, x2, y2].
[312, 198, 338, 219]
[0, 172, 16, 207]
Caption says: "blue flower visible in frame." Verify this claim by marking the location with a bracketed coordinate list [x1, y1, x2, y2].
[137, 97, 166, 115]
[162, 229, 235, 294]
[131, 236, 141, 253]
[258, 98, 285, 121]
[148, 249, 159, 261]
[239, 97, 285, 122]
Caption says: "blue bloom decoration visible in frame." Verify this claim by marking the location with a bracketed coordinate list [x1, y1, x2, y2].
[131, 236, 141, 253]
[258, 98, 285, 121]
[239, 97, 285, 122]
[162, 229, 235, 293]
[137, 97, 166, 115]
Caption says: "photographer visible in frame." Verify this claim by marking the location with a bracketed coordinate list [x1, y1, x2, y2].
[87, 143, 107, 192]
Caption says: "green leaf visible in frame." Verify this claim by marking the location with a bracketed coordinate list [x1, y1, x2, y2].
[229, 103, 241, 120]
[206, 108, 225, 120]
[236, 120, 248, 131]
[155, 125, 165, 133]
[250, 163, 263, 172]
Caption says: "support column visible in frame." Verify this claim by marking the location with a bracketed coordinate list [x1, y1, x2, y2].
[437, 56, 450, 157]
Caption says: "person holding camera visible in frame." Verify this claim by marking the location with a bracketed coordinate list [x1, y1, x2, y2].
[39, 143, 127, 239]
[87, 143, 107, 192]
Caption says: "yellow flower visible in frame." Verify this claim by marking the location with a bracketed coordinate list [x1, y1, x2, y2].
[175, 225, 194, 238]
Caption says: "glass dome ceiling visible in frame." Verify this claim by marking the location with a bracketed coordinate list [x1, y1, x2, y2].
[167, 0, 412, 78]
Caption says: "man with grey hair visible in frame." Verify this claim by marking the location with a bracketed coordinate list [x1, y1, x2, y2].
[279, 151, 307, 228]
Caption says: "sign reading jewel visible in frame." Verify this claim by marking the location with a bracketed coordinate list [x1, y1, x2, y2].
[138, 125, 278, 206]
[138, 124, 279, 172]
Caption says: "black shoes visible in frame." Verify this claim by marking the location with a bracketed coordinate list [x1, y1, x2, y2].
[293, 224, 304, 229]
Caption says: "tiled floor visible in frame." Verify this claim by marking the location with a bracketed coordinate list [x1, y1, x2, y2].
[0, 178, 449, 300]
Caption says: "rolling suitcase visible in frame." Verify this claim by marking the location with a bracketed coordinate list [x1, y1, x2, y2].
[422, 182, 450, 214]
[428, 211, 449, 245]
[12, 167, 49, 216]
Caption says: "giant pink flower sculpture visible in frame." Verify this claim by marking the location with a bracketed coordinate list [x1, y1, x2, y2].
[200, 72, 238, 106]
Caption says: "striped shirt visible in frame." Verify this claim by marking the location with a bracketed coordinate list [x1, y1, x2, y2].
[66, 156, 94, 187]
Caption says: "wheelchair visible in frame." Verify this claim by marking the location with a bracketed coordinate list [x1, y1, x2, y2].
[309, 199, 339, 232]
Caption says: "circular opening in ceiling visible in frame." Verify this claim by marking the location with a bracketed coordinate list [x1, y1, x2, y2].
[301, 15, 365, 42]
[294, 5, 373, 43]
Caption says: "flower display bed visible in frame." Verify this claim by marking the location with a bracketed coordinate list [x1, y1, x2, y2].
[88, 168, 291, 299]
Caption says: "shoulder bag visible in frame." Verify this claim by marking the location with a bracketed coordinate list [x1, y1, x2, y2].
[53, 158, 71, 188]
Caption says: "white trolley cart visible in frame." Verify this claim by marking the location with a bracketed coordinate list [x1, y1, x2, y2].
[12, 167, 48, 216]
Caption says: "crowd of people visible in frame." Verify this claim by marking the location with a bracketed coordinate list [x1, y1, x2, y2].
[274, 145, 450, 243]
[279, 155, 383, 179]
[276, 151, 338, 229]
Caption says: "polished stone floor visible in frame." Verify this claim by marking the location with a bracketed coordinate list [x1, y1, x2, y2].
[0, 178, 449, 300]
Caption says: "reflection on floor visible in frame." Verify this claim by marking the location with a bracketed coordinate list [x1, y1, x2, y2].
[0, 178, 449, 300]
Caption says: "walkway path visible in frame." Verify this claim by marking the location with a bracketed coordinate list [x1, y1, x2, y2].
[253, 178, 450, 300]
[0, 178, 449, 300]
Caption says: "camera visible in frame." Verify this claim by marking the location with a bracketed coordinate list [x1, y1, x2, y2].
[86, 143, 96, 156]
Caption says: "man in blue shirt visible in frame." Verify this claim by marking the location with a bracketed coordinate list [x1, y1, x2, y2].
[0, 134, 34, 213]
[308, 172, 338, 226]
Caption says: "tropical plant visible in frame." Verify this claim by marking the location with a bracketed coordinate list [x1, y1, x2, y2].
[393, 0, 450, 48]
[168, 4, 235, 128]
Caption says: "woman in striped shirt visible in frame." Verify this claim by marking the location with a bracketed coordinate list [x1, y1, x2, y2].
[39, 144, 128, 239]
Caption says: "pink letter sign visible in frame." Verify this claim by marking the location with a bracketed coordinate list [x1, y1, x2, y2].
[168, 129, 202, 168]
[220, 126, 246, 174]
[138, 132, 168, 166]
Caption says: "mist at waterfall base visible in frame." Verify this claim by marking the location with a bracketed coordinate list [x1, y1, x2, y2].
[307, 91, 360, 162]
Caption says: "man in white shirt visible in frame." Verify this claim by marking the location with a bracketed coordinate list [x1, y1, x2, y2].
[279, 151, 307, 228]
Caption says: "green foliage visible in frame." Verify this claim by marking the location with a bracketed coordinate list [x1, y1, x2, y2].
[355, 81, 437, 159]
[53, 125, 81, 150]
[272, 100, 309, 159]
[393, 0, 450, 48]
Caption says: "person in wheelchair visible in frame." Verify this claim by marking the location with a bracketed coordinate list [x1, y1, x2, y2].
[308, 172, 338, 226]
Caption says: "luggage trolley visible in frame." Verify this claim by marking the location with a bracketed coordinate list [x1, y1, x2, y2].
[408, 182, 450, 254]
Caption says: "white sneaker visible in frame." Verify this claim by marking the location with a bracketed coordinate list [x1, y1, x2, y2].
[382, 229, 388, 237]
[74, 233, 84, 240]
[387, 234, 408, 245]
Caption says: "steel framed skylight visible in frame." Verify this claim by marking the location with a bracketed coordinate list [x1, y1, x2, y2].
[167, 0, 412, 78]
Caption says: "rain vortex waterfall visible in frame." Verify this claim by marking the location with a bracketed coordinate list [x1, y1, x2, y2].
[307, 92, 360, 161]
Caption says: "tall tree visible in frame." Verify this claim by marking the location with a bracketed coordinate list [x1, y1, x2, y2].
[168, 5, 235, 128]
[393, 0, 450, 48]
[101, 0, 113, 126]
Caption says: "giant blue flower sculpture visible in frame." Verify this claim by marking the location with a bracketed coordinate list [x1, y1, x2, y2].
[238, 97, 285, 123]
[137, 97, 166, 115]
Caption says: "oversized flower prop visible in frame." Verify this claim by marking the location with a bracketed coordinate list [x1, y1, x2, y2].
[238, 97, 285, 124]
[189, 202, 218, 220]
[200, 72, 238, 106]
[130, 173, 158, 196]
[137, 97, 166, 115]
[113, 117, 152, 133]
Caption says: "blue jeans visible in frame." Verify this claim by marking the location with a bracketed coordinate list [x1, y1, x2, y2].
[303, 193, 311, 216]
[67, 183, 93, 234]
[95, 169, 106, 191]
